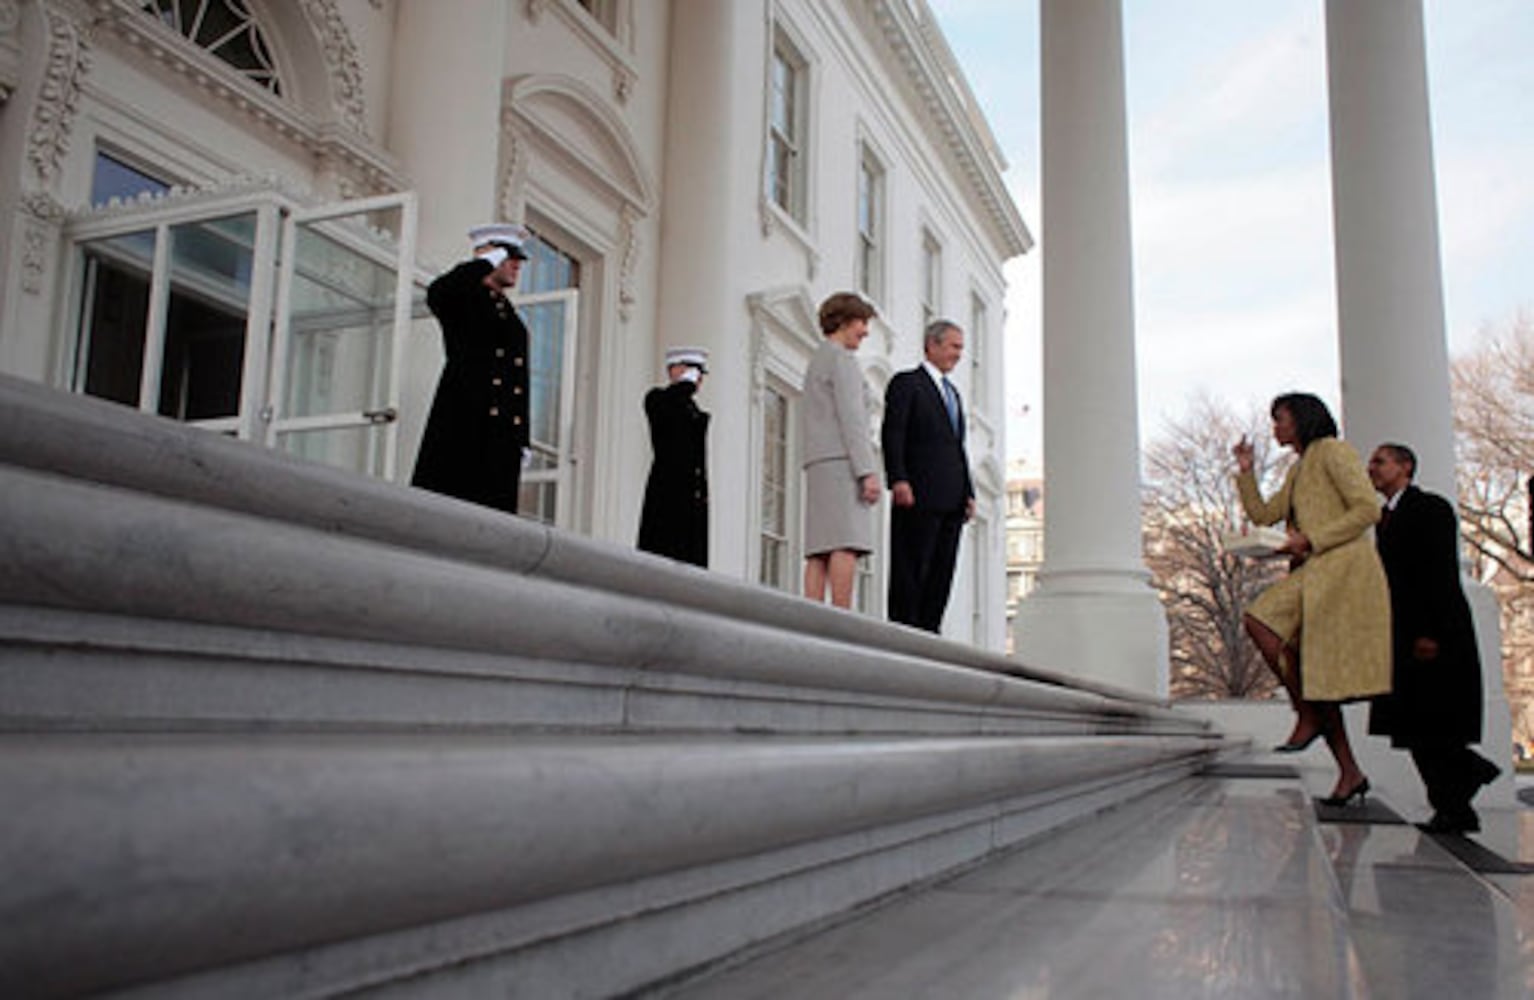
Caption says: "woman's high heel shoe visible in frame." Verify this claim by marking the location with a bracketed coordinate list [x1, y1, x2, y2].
[1272, 730, 1323, 753]
[1319, 777, 1370, 808]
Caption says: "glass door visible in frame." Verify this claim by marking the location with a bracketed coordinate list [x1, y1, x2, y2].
[72, 208, 275, 437]
[514, 287, 579, 525]
[266, 193, 420, 480]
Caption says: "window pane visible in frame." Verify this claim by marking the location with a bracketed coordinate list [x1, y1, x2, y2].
[77, 237, 155, 407]
[92, 152, 170, 207]
[284, 219, 398, 419]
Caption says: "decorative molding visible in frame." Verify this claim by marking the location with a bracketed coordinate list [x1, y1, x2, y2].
[498, 114, 530, 223]
[524, 0, 546, 24]
[296, 0, 368, 137]
[502, 74, 655, 211]
[866, 0, 1031, 259]
[28, 4, 93, 182]
[18, 192, 67, 295]
[616, 202, 638, 322]
[0, 0, 20, 105]
[68, 173, 312, 224]
[90, 1, 404, 195]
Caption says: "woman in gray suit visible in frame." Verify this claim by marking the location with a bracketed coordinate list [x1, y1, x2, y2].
[801, 292, 882, 608]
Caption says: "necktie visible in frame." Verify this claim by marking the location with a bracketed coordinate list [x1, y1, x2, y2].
[941, 377, 960, 434]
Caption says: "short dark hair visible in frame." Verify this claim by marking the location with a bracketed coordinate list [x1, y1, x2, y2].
[1378, 442, 1417, 479]
[1271, 392, 1338, 448]
[818, 292, 877, 336]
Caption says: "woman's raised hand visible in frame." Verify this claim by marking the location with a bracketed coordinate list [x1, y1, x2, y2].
[1232, 435, 1255, 474]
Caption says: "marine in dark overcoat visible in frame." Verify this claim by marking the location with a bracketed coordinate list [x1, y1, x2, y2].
[637, 379, 709, 567]
[412, 256, 530, 514]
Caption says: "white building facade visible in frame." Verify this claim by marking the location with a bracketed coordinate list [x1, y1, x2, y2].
[0, 0, 1030, 647]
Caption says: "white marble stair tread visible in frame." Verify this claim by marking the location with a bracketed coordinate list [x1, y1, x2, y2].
[1320, 818, 1534, 998]
[660, 777, 1369, 999]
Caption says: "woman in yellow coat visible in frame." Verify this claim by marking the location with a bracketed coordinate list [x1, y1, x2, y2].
[1234, 392, 1391, 805]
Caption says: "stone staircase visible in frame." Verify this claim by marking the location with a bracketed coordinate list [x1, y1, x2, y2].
[0, 375, 1229, 998]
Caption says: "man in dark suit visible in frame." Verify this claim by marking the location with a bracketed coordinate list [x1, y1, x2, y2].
[881, 320, 974, 632]
[412, 223, 532, 515]
[1366, 442, 1499, 833]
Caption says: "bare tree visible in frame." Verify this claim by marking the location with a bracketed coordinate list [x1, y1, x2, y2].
[1451, 313, 1534, 752]
[1452, 312, 1534, 580]
[1142, 394, 1288, 700]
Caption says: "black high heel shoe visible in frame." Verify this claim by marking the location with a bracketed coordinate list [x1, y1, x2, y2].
[1272, 729, 1323, 753]
[1319, 777, 1370, 808]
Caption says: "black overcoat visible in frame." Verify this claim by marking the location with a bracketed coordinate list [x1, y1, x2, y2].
[1367, 485, 1483, 747]
[411, 259, 530, 514]
[637, 381, 709, 566]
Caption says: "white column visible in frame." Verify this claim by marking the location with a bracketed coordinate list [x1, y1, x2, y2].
[655, 0, 754, 575]
[1325, 0, 1512, 802]
[1011, 0, 1168, 696]
[385, 2, 509, 482]
[385, 2, 507, 264]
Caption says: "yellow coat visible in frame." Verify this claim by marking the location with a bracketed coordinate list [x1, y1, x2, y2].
[1237, 437, 1392, 701]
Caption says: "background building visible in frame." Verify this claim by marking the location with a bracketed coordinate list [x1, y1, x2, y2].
[1002, 460, 1042, 654]
[0, 0, 1029, 646]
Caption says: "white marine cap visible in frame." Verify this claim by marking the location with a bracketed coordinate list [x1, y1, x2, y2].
[664, 346, 709, 372]
[467, 222, 531, 258]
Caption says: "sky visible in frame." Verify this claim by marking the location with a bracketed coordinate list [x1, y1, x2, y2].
[927, 0, 1534, 473]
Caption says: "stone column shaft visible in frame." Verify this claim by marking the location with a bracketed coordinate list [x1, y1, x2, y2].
[1325, 0, 1511, 803]
[1012, 0, 1168, 695]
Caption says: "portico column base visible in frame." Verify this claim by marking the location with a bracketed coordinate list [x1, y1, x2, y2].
[1011, 572, 1169, 698]
[1467, 578, 1515, 806]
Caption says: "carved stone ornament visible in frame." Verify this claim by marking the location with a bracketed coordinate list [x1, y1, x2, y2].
[0, 0, 19, 104]
[297, 0, 369, 136]
[617, 202, 638, 322]
[525, 0, 546, 25]
[497, 115, 530, 224]
[19, 191, 67, 295]
[29, 4, 93, 182]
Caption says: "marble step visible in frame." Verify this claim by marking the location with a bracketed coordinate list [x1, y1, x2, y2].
[0, 376, 1237, 997]
[656, 772, 1534, 999]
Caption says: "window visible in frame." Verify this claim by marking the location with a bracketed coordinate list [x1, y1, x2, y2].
[920, 230, 942, 331]
[969, 292, 988, 413]
[767, 31, 807, 222]
[91, 151, 171, 208]
[140, 0, 284, 95]
[760, 384, 792, 590]
[855, 145, 884, 300]
[516, 234, 582, 526]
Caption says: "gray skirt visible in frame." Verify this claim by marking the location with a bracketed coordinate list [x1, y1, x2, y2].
[803, 457, 874, 556]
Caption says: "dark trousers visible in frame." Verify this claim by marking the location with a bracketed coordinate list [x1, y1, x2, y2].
[888, 506, 964, 632]
[1410, 742, 1498, 819]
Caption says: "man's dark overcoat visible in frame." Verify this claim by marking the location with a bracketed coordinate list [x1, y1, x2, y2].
[412, 258, 530, 514]
[1367, 484, 1483, 747]
[637, 380, 709, 567]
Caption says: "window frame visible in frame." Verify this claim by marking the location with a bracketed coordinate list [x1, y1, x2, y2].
[920, 228, 943, 332]
[854, 141, 886, 303]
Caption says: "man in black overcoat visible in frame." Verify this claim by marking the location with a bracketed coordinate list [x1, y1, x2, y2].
[1366, 442, 1499, 833]
[412, 223, 531, 515]
[638, 347, 710, 567]
[881, 320, 974, 632]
